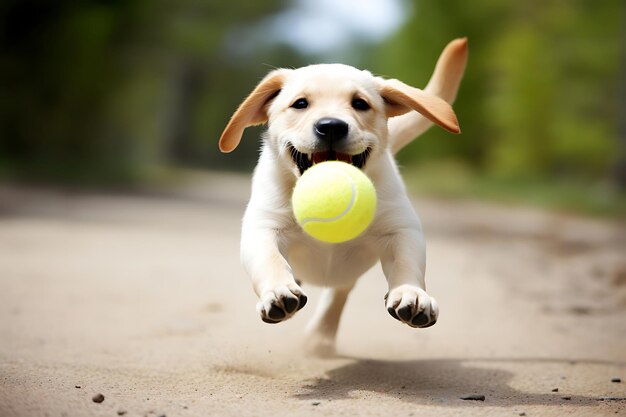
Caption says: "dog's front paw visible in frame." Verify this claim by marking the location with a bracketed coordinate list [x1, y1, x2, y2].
[256, 283, 308, 324]
[385, 285, 438, 328]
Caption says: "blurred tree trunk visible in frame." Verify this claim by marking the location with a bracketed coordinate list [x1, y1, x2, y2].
[164, 60, 203, 164]
[616, 5, 626, 189]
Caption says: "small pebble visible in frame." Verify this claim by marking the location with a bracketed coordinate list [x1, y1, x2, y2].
[92, 393, 105, 403]
[611, 377, 621, 383]
[519, 413, 526, 416]
[551, 388, 558, 392]
[460, 394, 485, 401]
[561, 396, 571, 400]
[117, 411, 127, 416]
[75, 385, 81, 389]
[312, 402, 321, 406]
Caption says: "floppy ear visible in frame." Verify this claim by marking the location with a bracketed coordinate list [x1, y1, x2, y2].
[219, 69, 289, 153]
[378, 78, 460, 134]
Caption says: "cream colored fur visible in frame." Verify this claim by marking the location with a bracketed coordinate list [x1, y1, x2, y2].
[219, 38, 468, 356]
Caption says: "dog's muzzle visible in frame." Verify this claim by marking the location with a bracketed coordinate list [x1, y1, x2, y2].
[288, 117, 371, 175]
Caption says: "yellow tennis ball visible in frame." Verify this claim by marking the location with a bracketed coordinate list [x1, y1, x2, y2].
[292, 161, 377, 243]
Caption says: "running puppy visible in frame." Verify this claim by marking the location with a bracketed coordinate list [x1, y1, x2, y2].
[219, 38, 468, 356]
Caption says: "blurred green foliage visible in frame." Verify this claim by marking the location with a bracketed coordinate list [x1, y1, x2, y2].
[371, 0, 623, 185]
[0, 0, 301, 183]
[1, 0, 624, 215]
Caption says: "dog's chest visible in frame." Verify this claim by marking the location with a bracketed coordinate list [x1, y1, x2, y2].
[285, 234, 379, 287]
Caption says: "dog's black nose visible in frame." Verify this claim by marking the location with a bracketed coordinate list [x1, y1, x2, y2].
[314, 118, 349, 142]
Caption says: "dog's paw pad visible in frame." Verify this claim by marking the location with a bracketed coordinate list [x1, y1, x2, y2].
[387, 306, 400, 321]
[257, 284, 307, 324]
[267, 304, 286, 320]
[397, 305, 413, 322]
[385, 285, 438, 328]
[282, 296, 298, 314]
[411, 311, 430, 327]
[297, 293, 307, 310]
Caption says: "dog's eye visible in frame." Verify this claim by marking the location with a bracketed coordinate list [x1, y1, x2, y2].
[290, 98, 309, 109]
[351, 98, 371, 111]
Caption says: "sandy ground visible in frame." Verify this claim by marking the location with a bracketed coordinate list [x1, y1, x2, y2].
[0, 172, 625, 417]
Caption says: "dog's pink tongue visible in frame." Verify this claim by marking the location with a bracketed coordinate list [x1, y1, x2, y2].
[312, 151, 352, 164]
[312, 152, 329, 164]
[336, 152, 351, 163]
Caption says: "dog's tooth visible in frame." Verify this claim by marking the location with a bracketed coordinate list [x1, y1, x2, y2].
[307, 153, 312, 162]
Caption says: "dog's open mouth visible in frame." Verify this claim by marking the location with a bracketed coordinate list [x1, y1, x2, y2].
[289, 145, 371, 175]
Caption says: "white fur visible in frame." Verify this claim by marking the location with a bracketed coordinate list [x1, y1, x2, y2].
[220, 39, 468, 356]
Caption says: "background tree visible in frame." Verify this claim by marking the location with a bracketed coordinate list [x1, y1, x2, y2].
[369, 0, 623, 187]
[0, 0, 624, 214]
[0, 0, 293, 182]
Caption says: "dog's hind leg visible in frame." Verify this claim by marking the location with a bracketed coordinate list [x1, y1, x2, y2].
[304, 286, 353, 357]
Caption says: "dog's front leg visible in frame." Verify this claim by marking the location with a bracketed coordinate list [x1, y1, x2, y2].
[380, 228, 438, 328]
[241, 226, 307, 324]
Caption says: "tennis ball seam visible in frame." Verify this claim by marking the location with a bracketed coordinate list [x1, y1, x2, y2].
[298, 170, 356, 226]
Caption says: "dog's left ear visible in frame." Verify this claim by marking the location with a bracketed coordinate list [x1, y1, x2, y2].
[378, 78, 460, 134]
[219, 69, 289, 153]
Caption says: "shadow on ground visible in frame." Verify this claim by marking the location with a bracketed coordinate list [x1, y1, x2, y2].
[295, 358, 612, 408]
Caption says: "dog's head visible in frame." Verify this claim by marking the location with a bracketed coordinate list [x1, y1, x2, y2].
[219, 64, 459, 176]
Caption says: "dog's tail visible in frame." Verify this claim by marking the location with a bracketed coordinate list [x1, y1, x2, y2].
[388, 38, 468, 155]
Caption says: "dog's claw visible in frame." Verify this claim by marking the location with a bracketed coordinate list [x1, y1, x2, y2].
[387, 306, 400, 321]
[421, 318, 437, 328]
[397, 305, 413, 322]
[267, 304, 286, 320]
[297, 294, 308, 310]
[411, 311, 430, 327]
[385, 285, 438, 329]
[261, 317, 281, 324]
[283, 296, 298, 314]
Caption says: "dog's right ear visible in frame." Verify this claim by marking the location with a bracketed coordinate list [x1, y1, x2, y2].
[219, 69, 289, 153]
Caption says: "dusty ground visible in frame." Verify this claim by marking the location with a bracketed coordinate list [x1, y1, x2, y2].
[0, 173, 625, 417]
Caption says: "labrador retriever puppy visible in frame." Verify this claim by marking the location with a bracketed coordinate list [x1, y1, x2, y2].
[219, 38, 468, 356]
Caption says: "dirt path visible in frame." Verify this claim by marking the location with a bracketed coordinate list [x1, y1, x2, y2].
[0, 173, 625, 416]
